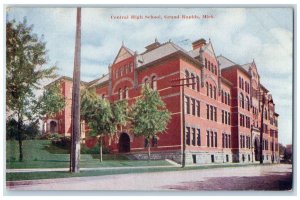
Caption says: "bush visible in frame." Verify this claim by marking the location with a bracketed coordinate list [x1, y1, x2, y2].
[80, 143, 110, 154]
[51, 136, 71, 149]
[38, 133, 61, 140]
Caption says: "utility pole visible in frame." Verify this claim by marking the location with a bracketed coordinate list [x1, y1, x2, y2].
[70, 7, 81, 173]
[171, 76, 195, 168]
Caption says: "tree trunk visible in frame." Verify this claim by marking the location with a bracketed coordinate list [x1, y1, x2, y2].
[148, 140, 151, 161]
[18, 136, 23, 162]
[17, 114, 23, 162]
[99, 137, 103, 162]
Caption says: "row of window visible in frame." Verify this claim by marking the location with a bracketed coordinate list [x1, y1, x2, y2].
[185, 96, 200, 117]
[185, 127, 201, 146]
[185, 70, 200, 92]
[239, 93, 250, 111]
[114, 62, 134, 79]
[263, 123, 268, 134]
[205, 82, 217, 99]
[239, 114, 251, 128]
[270, 142, 279, 151]
[240, 135, 251, 149]
[204, 58, 218, 75]
[221, 90, 231, 105]
[239, 76, 250, 94]
[144, 137, 158, 148]
[118, 87, 129, 100]
[222, 133, 231, 148]
[206, 130, 217, 147]
[262, 139, 269, 150]
[206, 104, 217, 121]
[144, 76, 157, 90]
[221, 110, 231, 125]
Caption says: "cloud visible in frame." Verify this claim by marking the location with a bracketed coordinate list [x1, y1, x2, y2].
[6, 7, 293, 145]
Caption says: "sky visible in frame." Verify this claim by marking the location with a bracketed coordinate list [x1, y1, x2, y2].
[6, 7, 294, 145]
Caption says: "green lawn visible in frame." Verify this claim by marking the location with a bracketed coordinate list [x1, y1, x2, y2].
[6, 140, 171, 169]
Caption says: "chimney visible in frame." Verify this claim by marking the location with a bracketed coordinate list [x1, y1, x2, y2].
[192, 38, 206, 50]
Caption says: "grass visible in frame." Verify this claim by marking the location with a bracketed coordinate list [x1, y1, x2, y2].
[6, 163, 266, 181]
[6, 140, 171, 169]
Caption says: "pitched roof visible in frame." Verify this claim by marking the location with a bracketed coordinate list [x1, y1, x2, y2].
[136, 42, 187, 68]
[88, 74, 109, 88]
[217, 55, 236, 69]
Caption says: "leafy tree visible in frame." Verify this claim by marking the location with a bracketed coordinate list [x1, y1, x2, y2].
[81, 89, 128, 162]
[131, 85, 171, 161]
[7, 118, 40, 140]
[36, 83, 66, 117]
[6, 18, 61, 161]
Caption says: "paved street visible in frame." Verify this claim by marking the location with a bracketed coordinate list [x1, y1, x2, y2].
[6, 164, 292, 191]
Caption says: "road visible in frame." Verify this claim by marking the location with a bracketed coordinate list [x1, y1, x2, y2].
[6, 164, 292, 191]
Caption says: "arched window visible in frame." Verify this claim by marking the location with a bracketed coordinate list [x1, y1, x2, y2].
[246, 96, 250, 111]
[239, 93, 244, 108]
[209, 84, 212, 98]
[151, 76, 157, 90]
[228, 94, 231, 105]
[144, 78, 149, 86]
[215, 66, 217, 75]
[119, 88, 122, 100]
[206, 82, 209, 96]
[213, 86, 216, 99]
[205, 59, 207, 68]
[191, 73, 195, 90]
[208, 61, 211, 71]
[102, 94, 105, 99]
[185, 70, 190, 87]
[196, 76, 200, 92]
[224, 92, 228, 104]
[124, 87, 129, 99]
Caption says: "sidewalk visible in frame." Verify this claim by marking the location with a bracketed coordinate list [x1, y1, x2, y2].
[6, 165, 178, 173]
[6, 160, 261, 173]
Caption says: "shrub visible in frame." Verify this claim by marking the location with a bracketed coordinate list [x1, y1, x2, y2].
[51, 136, 71, 149]
[80, 143, 110, 154]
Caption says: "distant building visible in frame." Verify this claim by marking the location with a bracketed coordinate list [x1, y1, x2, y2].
[44, 38, 280, 164]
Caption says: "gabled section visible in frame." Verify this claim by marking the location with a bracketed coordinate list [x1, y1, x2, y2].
[113, 45, 135, 65]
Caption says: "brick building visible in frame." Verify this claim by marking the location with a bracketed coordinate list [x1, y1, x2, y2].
[44, 38, 279, 164]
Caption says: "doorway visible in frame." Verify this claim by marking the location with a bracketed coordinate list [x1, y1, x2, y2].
[119, 133, 130, 153]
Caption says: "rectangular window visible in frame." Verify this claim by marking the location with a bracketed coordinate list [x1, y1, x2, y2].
[186, 127, 190, 145]
[211, 131, 214, 147]
[210, 105, 213, 121]
[214, 107, 217, 122]
[206, 131, 210, 147]
[196, 100, 200, 117]
[222, 110, 224, 123]
[206, 104, 209, 119]
[192, 128, 196, 146]
[240, 135, 243, 148]
[214, 132, 217, 147]
[225, 111, 228, 124]
[240, 114, 243, 126]
[191, 98, 195, 116]
[197, 129, 201, 146]
[228, 113, 231, 125]
[185, 96, 190, 114]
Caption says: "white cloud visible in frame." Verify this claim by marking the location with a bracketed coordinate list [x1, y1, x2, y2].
[7, 7, 294, 145]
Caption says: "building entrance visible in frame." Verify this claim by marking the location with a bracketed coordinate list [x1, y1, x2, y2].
[119, 133, 130, 153]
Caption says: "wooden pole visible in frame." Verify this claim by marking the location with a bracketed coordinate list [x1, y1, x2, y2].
[70, 7, 81, 173]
